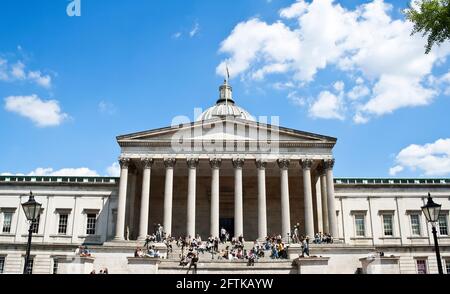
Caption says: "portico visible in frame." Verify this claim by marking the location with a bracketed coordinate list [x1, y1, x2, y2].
[112, 81, 338, 242]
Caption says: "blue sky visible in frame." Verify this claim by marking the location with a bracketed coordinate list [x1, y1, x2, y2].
[0, 0, 449, 178]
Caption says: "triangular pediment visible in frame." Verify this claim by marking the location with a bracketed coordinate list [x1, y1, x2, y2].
[117, 117, 336, 147]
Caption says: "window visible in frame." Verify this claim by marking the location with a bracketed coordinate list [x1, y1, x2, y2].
[410, 214, 421, 236]
[31, 215, 40, 234]
[382, 214, 394, 236]
[0, 257, 5, 274]
[2, 212, 12, 233]
[416, 259, 427, 274]
[24, 257, 33, 274]
[438, 214, 448, 236]
[58, 214, 68, 235]
[86, 214, 97, 235]
[355, 215, 366, 237]
[53, 258, 58, 274]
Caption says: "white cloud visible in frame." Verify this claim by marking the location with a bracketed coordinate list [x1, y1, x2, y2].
[0, 59, 52, 88]
[216, 0, 450, 122]
[279, 0, 308, 19]
[27, 70, 52, 88]
[2, 162, 121, 178]
[4, 95, 69, 127]
[309, 91, 345, 120]
[390, 138, 450, 176]
[11, 61, 26, 79]
[389, 165, 404, 176]
[172, 32, 182, 39]
[348, 84, 370, 100]
[27, 167, 99, 177]
[106, 162, 120, 177]
[98, 101, 117, 115]
[190, 22, 200, 37]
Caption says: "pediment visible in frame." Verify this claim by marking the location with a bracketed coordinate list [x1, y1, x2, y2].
[117, 117, 336, 147]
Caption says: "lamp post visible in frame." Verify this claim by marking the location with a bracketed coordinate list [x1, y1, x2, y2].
[21, 191, 42, 275]
[421, 193, 443, 274]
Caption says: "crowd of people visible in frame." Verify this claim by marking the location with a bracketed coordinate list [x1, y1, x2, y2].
[75, 246, 91, 257]
[133, 224, 335, 266]
[313, 232, 334, 244]
[89, 268, 108, 274]
[134, 245, 162, 258]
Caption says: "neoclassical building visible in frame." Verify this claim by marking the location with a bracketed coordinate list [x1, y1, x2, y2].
[0, 80, 449, 274]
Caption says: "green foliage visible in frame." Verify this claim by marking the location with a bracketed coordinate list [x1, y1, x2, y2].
[405, 0, 450, 54]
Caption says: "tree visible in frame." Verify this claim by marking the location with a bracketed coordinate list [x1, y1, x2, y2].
[405, 0, 450, 54]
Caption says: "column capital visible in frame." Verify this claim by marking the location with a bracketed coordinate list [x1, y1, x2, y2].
[317, 164, 326, 176]
[187, 158, 199, 169]
[300, 159, 314, 170]
[209, 158, 222, 169]
[141, 158, 154, 169]
[277, 159, 290, 170]
[164, 158, 177, 168]
[255, 160, 268, 169]
[119, 158, 131, 169]
[324, 159, 335, 170]
[232, 158, 245, 169]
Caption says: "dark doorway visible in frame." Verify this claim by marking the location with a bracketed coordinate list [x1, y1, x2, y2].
[219, 218, 234, 241]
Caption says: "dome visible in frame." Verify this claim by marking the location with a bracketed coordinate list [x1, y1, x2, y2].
[196, 80, 255, 122]
[197, 103, 255, 121]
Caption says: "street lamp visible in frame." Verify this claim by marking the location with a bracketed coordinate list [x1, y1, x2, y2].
[21, 191, 42, 275]
[421, 193, 443, 274]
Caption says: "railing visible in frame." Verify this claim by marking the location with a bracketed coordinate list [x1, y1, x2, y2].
[0, 176, 118, 184]
[334, 178, 450, 185]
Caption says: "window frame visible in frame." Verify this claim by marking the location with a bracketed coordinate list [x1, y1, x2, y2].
[30, 214, 41, 234]
[24, 257, 34, 275]
[354, 214, 366, 237]
[438, 213, 449, 236]
[381, 213, 394, 237]
[58, 214, 69, 235]
[410, 213, 422, 236]
[2, 212, 13, 233]
[416, 259, 428, 274]
[0, 256, 5, 274]
[86, 213, 97, 235]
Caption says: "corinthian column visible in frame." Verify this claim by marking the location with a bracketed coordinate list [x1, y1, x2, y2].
[301, 159, 315, 238]
[163, 158, 176, 237]
[186, 158, 199, 238]
[324, 159, 338, 237]
[233, 158, 245, 238]
[114, 158, 130, 241]
[318, 165, 329, 234]
[256, 160, 267, 241]
[210, 159, 221, 238]
[138, 158, 153, 241]
[278, 159, 291, 241]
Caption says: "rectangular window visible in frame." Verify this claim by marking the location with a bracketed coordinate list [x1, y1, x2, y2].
[53, 258, 58, 275]
[446, 260, 450, 274]
[0, 257, 5, 274]
[30, 215, 40, 234]
[58, 214, 68, 235]
[438, 214, 448, 236]
[86, 214, 97, 235]
[383, 214, 394, 236]
[355, 215, 365, 237]
[416, 259, 427, 274]
[410, 214, 421, 236]
[2, 212, 12, 233]
[25, 258, 33, 274]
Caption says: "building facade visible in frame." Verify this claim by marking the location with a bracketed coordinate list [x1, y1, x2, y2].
[0, 81, 449, 274]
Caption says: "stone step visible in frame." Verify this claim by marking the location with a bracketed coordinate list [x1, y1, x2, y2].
[158, 259, 296, 274]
